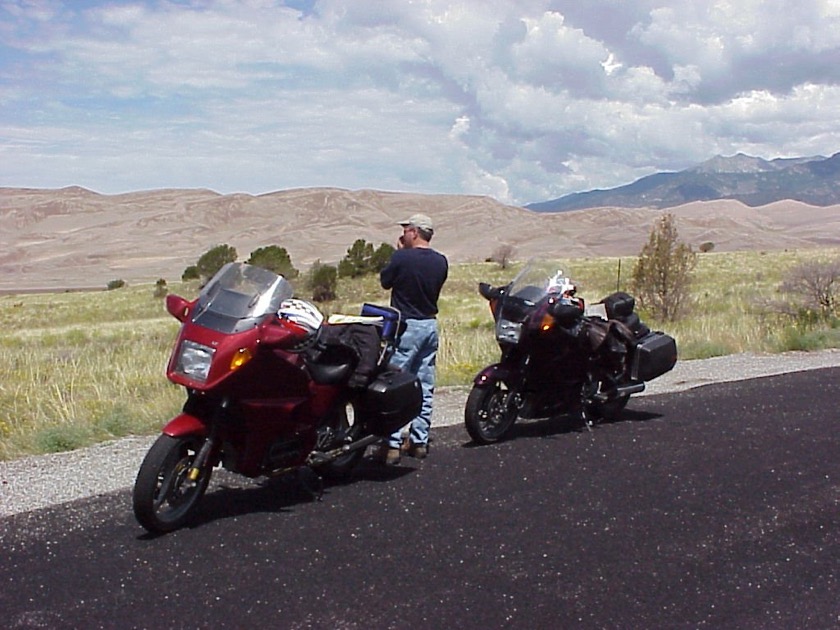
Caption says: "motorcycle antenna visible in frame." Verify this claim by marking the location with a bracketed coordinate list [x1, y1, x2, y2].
[615, 259, 622, 292]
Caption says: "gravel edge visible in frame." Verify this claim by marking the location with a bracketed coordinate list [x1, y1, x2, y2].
[3, 349, 840, 518]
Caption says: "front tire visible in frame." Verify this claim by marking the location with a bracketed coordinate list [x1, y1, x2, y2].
[133, 434, 212, 534]
[465, 382, 519, 445]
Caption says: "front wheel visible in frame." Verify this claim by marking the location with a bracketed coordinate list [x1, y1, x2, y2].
[465, 382, 520, 445]
[133, 434, 212, 534]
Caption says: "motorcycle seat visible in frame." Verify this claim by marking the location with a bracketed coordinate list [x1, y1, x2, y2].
[303, 345, 357, 385]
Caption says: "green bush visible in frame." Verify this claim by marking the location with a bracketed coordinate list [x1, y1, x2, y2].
[309, 260, 338, 302]
[196, 244, 237, 280]
[246, 245, 299, 279]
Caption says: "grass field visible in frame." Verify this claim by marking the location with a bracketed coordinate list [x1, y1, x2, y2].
[2, 248, 839, 461]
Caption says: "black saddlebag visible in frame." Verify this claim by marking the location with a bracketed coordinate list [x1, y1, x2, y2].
[601, 291, 636, 318]
[360, 369, 423, 436]
[631, 331, 678, 381]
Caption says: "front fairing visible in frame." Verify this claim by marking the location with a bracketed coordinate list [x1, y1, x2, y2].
[165, 262, 299, 391]
[494, 260, 575, 345]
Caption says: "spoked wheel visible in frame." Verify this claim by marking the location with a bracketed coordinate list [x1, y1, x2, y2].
[464, 382, 520, 445]
[133, 434, 212, 534]
[316, 400, 365, 480]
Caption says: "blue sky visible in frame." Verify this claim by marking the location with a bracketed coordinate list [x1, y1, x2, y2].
[2, 0, 840, 205]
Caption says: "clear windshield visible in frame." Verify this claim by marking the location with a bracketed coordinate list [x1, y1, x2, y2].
[192, 262, 294, 333]
[495, 259, 576, 342]
[502, 260, 575, 318]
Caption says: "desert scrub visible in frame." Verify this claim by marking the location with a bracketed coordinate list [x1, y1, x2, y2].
[0, 325, 184, 459]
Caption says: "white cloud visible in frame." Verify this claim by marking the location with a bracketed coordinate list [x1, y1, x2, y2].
[1, 0, 839, 204]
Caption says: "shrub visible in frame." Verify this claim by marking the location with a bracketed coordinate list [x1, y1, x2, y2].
[309, 260, 338, 302]
[153, 278, 168, 299]
[196, 244, 237, 280]
[246, 245, 300, 279]
[487, 244, 516, 269]
[107, 279, 126, 290]
[181, 265, 200, 281]
[779, 259, 840, 320]
[631, 213, 697, 322]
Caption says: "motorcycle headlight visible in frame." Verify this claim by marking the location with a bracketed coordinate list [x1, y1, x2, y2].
[496, 319, 522, 344]
[175, 340, 215, 383]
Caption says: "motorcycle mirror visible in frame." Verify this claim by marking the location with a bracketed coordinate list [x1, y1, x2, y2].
[165, 294, 192, 322]
[478, 282, 507, 300]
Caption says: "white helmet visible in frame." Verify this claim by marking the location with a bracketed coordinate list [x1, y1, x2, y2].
[278, 298, 324, 334]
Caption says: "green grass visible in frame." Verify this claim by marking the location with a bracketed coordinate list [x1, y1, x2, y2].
[2, 248, 839, 461]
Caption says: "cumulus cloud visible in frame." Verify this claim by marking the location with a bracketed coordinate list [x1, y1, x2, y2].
[1, 0, 839, 204]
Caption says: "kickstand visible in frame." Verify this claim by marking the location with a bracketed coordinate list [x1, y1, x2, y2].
[296, 467, 324, 501]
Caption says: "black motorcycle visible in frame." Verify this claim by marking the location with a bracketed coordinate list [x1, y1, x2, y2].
[464, 260, 677, 444]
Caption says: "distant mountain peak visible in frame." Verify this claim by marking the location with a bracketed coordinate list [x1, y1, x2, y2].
[691, 153, 774, 174]
[526, 151, 840, 212]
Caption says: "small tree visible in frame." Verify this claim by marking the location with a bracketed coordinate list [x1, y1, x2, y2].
[338, 239, 375, 278]
[246, 245, 299, 279]
[196, 244, 237, 280]
[370, 242, 396, 273]
[631, 214, 697, 322]
[779, 259, 840, 321]
[309, 260, 338, 302]
[488, 244, 515, 269]
[181, 265, 200, 281]
[153, 278, 168, 299]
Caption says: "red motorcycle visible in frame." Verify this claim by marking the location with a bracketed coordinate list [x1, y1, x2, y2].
[133, 262, 420, 533]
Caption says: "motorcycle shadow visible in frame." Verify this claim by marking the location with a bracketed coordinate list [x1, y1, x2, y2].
[491, 407, 664, 443]
[163, 452, 416, 532]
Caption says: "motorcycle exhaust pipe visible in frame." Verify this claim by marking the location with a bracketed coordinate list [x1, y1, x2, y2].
[593, 382, 645, 403]
[307, 433, 382, 466]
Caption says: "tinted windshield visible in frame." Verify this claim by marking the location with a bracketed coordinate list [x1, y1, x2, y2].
[192, 262, 294, 333]
[498, 259, 575, 321]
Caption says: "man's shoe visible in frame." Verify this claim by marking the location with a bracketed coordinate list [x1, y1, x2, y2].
[377, 445, 401, 466]
[408, 443, 428, 459]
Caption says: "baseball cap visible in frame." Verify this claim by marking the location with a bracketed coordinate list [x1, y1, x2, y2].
[398, 213, 434, 232]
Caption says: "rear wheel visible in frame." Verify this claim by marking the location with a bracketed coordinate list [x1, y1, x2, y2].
[465, 382, 520, 445]
[133, 434, 212, 534]
[317, 400, 365, 480]
[595, 394, 630, 422]
[581, 375, 630, 425]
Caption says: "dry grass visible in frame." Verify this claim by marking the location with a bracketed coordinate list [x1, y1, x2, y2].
[2, 248, 839, 460]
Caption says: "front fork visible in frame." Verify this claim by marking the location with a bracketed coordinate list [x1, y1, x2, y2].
[169, 395, 228, 481]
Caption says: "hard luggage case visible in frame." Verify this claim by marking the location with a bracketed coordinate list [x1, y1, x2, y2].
[631, 331, 678, 381]
[361, 369, 423, 436]
[601, 291, 636, 318]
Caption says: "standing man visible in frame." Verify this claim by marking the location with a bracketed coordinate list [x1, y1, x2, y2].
[378, 213, 448, 465]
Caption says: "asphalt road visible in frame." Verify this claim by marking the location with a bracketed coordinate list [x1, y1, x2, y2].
[2, 369, 839, 629]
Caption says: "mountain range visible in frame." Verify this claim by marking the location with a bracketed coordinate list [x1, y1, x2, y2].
[2, 152, 840, 291]
[527, 152, 840, 212]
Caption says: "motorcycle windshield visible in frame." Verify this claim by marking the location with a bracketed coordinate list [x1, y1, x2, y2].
[192, 262, 294, 333]
[495, 260, 574, 341]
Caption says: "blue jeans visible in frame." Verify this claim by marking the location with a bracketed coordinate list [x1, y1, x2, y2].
[388, 318, 438, 448]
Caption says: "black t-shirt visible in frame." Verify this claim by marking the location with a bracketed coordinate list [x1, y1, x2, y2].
[379, 248, 448, 320]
